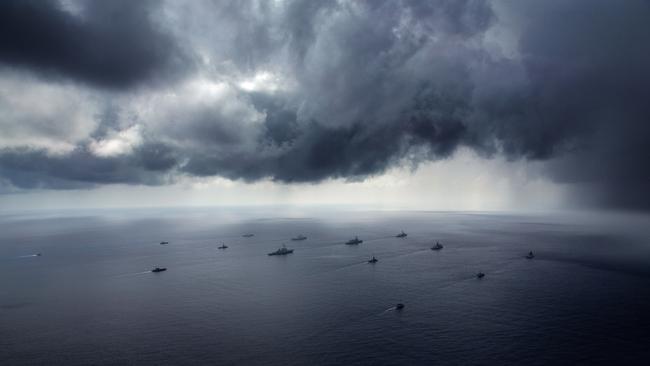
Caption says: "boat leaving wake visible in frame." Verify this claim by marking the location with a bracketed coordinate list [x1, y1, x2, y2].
[115, 271, 153, 278]
[380, 305, 402, 315]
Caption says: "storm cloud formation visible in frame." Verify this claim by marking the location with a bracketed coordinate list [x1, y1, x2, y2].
[0, 0, 186, 88]
[0, 0, 649, 209]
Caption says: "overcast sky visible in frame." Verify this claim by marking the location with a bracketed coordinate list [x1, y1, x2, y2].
[0, 0, 648, 211]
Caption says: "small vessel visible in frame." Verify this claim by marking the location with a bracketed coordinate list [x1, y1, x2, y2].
[395, 303, 405, 310]
[396, 231, 407, 238]
[476, 272, 485, 279]
[242, 234, 254, 238]
[160, 241, 169, 245]
[525, 251, 535, 259]
[151, 267, 167, 273]
[35, 253, 42, 256]
[345, 236, 363, 245]
[431, 242, 444, 250]
[218, 244, 228, 249]
[368, 256, 378, 264]
[291, 235, 307, 241]
[268, 244, 294, 256]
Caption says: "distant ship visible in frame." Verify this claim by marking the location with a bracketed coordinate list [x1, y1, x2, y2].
[218, 244, 228, 249]
[151, 267, 167, 273]
[431, 242, 444, 250]
[345, 236, 363, 245]
[395, 303, 405, 310]
[242, 234, 254, 238]
[268, 244, 294, 256]
[160, 241, 169, 245]
[476, 272, 485, 279]
[35, 253, 42, 256]
[396, 231, 407, 238]
[525, 251, 535, 259]
[291, 235, 307, 241]
[368, 256, 378, 264]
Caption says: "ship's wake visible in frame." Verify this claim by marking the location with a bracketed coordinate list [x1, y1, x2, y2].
[380, 306, 401, 315]
[115, 270, 152, 278]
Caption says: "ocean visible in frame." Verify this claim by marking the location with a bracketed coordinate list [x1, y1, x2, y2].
[1, 208, 649, 365]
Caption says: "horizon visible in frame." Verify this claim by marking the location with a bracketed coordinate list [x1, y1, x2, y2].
[2, 1, 650, 365]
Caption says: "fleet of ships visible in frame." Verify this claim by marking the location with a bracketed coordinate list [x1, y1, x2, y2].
[29, 230, 536, 311]
[147, 231, 536, 282]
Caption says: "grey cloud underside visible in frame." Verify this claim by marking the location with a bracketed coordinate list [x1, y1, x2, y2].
[0, 0, 649, 209]
[0, 143, 178, 190]
[0, 0, 187, 89]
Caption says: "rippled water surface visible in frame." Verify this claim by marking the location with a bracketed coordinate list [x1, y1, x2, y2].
[2, 208, 650, 365]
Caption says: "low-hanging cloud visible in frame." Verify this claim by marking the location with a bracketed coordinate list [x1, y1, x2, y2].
[0, 0, 188, 89]
[0, 0, 648, 209]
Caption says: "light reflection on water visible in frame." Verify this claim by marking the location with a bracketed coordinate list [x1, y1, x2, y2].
[1, 208, 649, 365]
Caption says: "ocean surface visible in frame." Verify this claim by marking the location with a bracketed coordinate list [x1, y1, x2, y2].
[1, 208, 650, 365]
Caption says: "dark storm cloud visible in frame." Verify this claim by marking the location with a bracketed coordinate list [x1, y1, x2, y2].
[0, 142, 178, 189]
[0, 0, 187, 89]
[489, 0, 650, 209]
[0, 0, 649, 209]
[181, 120, 406, 183]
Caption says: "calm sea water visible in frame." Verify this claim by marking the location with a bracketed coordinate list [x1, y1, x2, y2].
[1, 208, 650, 365]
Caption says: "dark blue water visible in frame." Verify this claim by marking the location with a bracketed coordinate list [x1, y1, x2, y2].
[1, 208, 650, 365]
